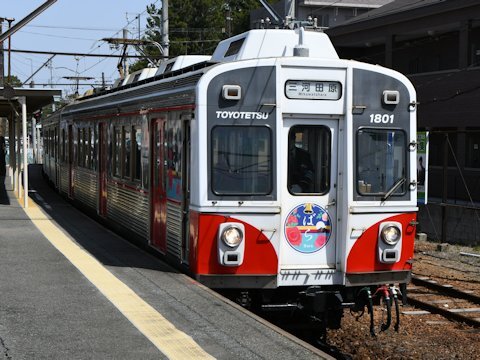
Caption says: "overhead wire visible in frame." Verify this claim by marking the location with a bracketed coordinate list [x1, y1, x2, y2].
[75, 0, 161, 77]
[6, 1, 161, 94]
[18, 30, 99, 42]
[23, 24, 121, 32]
[11, 52, 46, 83]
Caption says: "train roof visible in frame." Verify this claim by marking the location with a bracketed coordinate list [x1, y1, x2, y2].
[211, 29, 338, 62]
[73, 29, 338, 101]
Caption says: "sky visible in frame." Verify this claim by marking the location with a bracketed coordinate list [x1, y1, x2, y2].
[1, 0, 160, 97]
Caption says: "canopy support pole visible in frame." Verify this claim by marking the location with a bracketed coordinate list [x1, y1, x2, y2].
[18, 96, 28, 208]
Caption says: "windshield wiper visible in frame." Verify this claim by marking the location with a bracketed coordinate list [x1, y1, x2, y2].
[382, 177, 406, 201]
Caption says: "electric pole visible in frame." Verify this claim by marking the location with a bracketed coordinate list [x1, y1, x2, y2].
[122, 28, 129, 77]
[225, 4, 232, 37]
[162, 0, 169, 57]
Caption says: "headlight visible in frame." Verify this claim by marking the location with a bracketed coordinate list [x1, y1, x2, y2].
[221, 225, 243, 247]
[380, 224, 401, 245]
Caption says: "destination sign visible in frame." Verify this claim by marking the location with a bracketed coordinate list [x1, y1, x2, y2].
[285, 80, 341, 100]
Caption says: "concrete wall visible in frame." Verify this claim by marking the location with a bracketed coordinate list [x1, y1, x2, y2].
[418, 203, 480, 246]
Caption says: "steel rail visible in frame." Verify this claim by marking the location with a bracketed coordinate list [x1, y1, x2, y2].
[408, 275, 480, 328]
[411, 276, 480, 305]
[406, 296, 480, 328]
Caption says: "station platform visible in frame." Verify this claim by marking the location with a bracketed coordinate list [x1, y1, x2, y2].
[0, 165, 330, 359]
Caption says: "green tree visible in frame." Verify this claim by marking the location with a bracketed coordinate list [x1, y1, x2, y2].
[169, 0, 226, 56]
[130, 0, 269, 71]
[5, 75, 22, 87]
[226, 0, 261, 35]
[129, 4, 162, 72]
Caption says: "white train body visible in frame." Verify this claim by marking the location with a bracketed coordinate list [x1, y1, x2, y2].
[42, 29, 417, 329]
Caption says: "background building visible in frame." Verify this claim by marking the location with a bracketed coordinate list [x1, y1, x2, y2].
[251, 0, 393, 28]
[325, 0, 480, 245]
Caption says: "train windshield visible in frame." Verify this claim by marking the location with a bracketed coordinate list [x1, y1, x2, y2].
[288, 126, 331, 195]
[356, 128, 407, 197]
[211, 126, 272, 195]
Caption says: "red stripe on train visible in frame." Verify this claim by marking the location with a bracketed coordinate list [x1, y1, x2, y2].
[346, 213, 416, 273]
[189, 212, 278, 275]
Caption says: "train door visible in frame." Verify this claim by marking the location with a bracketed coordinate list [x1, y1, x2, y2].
[68, 124, 74, 199]
[150, 117, 167, 253]
[98, 123, 108, 217]
[181, 116, 191, 264]
[54, 126, 59, 188]
[281, 119, 339, 271]
[59, 127, 65, 191]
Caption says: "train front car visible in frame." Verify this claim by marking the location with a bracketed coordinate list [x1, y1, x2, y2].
[191, 29, 417, 336]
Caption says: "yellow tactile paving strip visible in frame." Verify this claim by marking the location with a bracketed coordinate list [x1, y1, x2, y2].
[23, 200, 214, 359]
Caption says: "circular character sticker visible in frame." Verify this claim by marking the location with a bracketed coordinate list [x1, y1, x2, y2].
[284, 203, 332, 253]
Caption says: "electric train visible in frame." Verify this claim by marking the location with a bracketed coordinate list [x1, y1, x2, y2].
[42, 28, 418, 335]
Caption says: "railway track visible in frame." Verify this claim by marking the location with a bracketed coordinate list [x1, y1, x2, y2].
[406, 275, 480, 328]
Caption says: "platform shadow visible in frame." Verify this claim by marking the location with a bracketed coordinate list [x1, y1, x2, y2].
[27, 164, 177, 274]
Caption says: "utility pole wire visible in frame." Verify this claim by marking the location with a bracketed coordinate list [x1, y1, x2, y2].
[8, 48, 166, 58]
[75, 0, 161, 66]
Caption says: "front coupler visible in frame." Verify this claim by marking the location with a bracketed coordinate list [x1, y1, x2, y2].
[300, 287, 345, 342]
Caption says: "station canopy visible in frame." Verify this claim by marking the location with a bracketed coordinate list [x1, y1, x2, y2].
[0, 85, 61, 209]
[0, 87, 61, 117]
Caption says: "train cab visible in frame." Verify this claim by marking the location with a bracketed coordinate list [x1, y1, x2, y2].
[186, 30, 417, 293]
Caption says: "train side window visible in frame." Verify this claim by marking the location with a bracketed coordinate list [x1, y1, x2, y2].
[53, 130, 55, 157]
[133, 126, 142, 181]
[62, 129, 66, 162]
[54, 127, 58, 159]
[113, 127, 121, 177]
[45, 130, 48, 155]
[211, 126, 272, 195]
[90, 127, 95, 170]
[45, 130, 49, 155]
[165, 119, 183, 200]
[123, 126, 131, 179]
[48, 130, 53, 156]
[78, 128, 83, 167]
[84, 128, 89, 168]
[356, 128, 406, 197]
[288, 126, 331, 195]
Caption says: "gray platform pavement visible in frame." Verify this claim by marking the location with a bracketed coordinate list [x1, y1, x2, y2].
[0, 166, 329, 359]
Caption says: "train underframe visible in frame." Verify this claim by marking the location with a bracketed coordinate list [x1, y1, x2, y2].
[219, 281, 409, 341]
